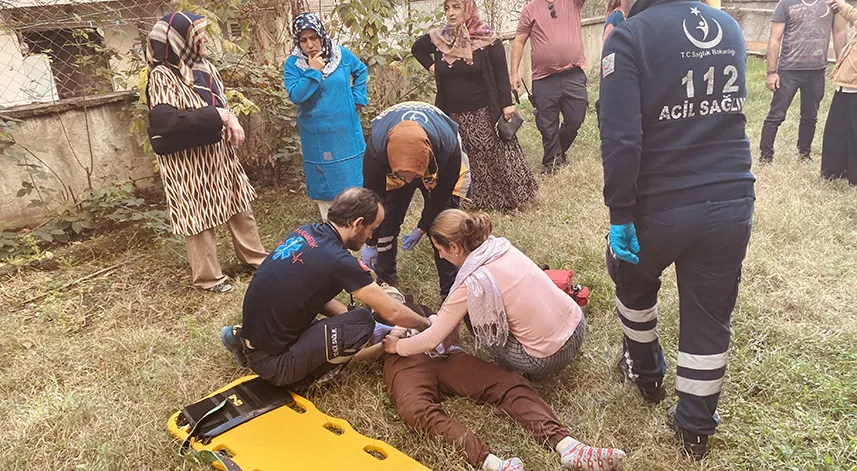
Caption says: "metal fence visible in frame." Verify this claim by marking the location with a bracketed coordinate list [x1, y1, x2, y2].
[0, 0, 176, 109]
[0, 0, 604, 110]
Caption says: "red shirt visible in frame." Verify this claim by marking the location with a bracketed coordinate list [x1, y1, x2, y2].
[516, 0, 587, 80]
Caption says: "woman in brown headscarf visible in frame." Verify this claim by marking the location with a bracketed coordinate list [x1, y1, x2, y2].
[412, 0, 537, 212]
[146, 12, 267, 292]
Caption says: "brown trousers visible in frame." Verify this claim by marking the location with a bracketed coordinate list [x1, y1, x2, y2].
[384, 352, 570, 468]
[184, 209, 267, 289]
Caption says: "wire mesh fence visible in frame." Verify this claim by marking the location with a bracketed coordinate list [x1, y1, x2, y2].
[0, 0, 426, 109]
[0, 0, 174, 108]
[0, 0, 602, 110]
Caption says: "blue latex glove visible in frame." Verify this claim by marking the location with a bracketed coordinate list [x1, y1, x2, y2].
[401, 228, 424, 250]
[609, 223, 641, 265]
[361, 245, 378, 270]
[369, 322, 393, 345]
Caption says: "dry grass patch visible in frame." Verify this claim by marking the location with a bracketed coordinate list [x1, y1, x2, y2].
[0, 58, 855, 470]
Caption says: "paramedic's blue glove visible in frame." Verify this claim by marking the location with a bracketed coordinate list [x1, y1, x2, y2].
[402, 228, 424, 250]
[361, 245, 378, 270]
[609, 223, 640, 265]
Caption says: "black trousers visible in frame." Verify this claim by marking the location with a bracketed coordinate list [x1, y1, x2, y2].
[821, 90, 857, 185]
[375, 183, 460, 296]
[245, 308, 374, 389]
[760, 69, 826, 158]
[532, 67, 588, 166]
[607, 197, 754, 436]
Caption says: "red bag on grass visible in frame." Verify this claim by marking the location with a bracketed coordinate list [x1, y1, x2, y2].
[544, 269, 590, 307]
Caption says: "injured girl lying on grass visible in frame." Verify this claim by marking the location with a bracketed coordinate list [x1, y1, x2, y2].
[382, 304, 625, 471]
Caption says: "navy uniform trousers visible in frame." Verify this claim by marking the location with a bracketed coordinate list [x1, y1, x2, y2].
[244, 308, 375, 390]
[607, 197, 754, 436]
[374, 183, 461, 297]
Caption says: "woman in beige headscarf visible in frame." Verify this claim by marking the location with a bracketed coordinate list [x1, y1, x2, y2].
[146, 11, 267, 293]
[412, 0, 537, 212]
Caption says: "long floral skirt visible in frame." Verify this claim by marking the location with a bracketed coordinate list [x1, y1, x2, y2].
[450, 107, 538, 211]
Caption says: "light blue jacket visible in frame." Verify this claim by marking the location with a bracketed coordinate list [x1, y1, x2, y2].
[284, 46, 368, 201]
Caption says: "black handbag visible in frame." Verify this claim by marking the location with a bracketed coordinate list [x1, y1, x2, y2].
[496, 91, 524, 141]
[145, 81, 224, 156]
[497, 110, 524, 141]
[147, 103, 224, 155]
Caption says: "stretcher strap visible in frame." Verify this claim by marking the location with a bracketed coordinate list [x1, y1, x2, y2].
[178, 398, 245, 470]
[179, 399, 228, 455]
[204, 450, 243, 471]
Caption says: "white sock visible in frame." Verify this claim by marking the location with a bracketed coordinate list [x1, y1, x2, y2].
[482, 453, 503, 471]
[556, 436, 576, 453]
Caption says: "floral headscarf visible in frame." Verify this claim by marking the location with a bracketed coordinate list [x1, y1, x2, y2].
[146, 11, 226, 107]
[290, 12, 342, 78]
[428, 0, 498, 65]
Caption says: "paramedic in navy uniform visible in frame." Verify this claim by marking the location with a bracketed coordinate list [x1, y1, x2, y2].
[219, 188, 430, 389]
[361, 102, 471, 297]
[599, 0, 756, 460]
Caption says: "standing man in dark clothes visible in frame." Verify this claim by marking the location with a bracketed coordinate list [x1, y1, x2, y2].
[361, 102, 471, 297]
[219, 188, 431, 389]
[600, 0, 756, 459]
[510, 0, 588, 174]
[760, 0, 846, 163]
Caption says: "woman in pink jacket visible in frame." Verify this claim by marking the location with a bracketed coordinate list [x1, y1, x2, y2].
[386, 209, 585, 379]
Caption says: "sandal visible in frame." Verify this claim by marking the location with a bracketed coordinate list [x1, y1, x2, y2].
[204, 280, 233, 293]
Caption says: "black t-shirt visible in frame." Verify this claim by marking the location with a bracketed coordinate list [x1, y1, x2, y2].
[241, 223, 375, 355]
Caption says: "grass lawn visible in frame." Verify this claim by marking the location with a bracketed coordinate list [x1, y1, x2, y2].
[1, 57, 856, 471]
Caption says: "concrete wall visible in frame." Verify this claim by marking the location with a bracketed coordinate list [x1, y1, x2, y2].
[0, 92, 155, 227]
[723, 0, 855, 58]
[104, 24, 145, 91]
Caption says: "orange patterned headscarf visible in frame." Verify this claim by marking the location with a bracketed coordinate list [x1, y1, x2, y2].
[387, 121, 432, 176]
[428, 0, 498, 65]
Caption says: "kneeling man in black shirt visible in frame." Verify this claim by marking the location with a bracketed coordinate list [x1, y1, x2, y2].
[220, 187, 431, 389]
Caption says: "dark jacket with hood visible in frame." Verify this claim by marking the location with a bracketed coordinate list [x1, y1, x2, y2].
[599, 0, 755, 225]
[363, 102, 466, 244]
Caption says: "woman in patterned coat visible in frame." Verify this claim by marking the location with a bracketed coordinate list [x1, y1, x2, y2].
[412, 0, 537, 211]
[385, 209, 585, 380]
[146, 11, 267, 293]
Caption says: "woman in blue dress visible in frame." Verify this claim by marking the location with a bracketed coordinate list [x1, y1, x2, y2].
[284, 13, 368, 220]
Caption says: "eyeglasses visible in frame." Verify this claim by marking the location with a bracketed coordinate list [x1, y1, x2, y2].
[548, 1, 557, 18]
